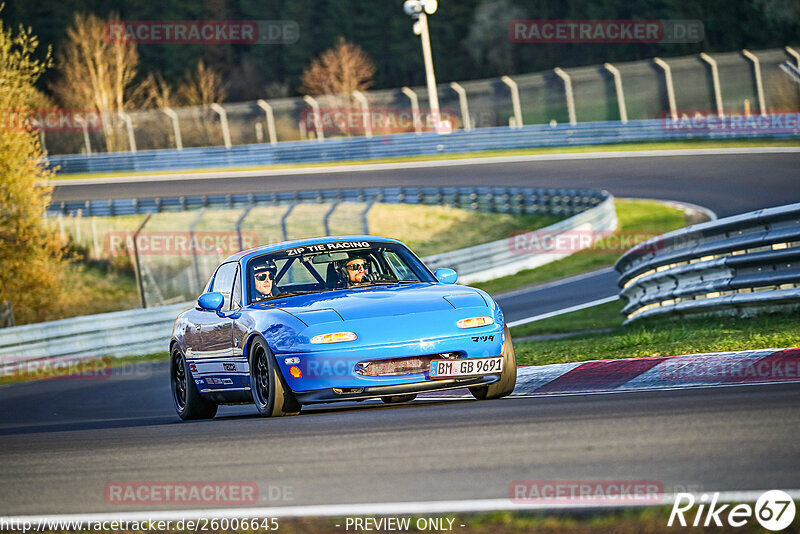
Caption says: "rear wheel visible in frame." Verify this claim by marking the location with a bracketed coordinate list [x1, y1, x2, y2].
[250, 338, 301, 417]
[469, 325, 517, 400]
[171, 346, 217, 420]
[380, 394, 417, 404]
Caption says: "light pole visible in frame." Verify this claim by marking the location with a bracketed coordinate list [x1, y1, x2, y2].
[403, 0, 444, 133]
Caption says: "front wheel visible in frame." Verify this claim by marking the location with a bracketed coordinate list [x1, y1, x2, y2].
[171, 346, 217, 420]
[469, 325, 517, 400]
[250, 338, 301, 417]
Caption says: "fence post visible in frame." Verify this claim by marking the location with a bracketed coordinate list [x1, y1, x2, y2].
[0, 300, 14, 328]
[236, 205, 254, 251]
[302, 95, 325, 141]
[117, 110, 137, 152]
[189, 209, 207, 294]
[162, 107, 183, 150]
[323, 201, 340, 236]
[699, 53, 724, 118]
[553, 68, 577, 125]
[256, 99, 278, 145]
[653, 57, 678, 119]
[352, 91, 372, 138]
[449, 82, 472, 131]
[400, 87, 422, 134]
[501, 75, 523, 128]
[132, 213, 152, 309]
[742, 49, 767, 116]
[786, 46, 800, 68]
[361, 198, 377, 234]
[281, 203, 297, 241]
[210, 103, 232, 149]
[603, 63, 628, 123]
[78, 117, 92, 155]
[91, 216, 100, 258]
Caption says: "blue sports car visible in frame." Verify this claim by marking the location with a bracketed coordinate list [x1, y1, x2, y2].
[170, 236, 517, 419]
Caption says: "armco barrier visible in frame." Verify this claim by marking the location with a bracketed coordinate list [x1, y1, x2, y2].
[616, 202, 800, 323]
[5, 188, 616, 361]
[48, 186, 607, 218]
[45, 117, 800, 175]
[428, 194, 616, 284]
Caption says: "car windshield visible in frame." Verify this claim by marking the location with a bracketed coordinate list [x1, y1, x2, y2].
[246, 240, 435, 303]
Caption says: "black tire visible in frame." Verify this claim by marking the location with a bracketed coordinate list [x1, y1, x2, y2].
[380, 394, 417, 404]
[469, 325, 517, 400]
[170, 345, 217, 420]
[249, 338, 301, 417]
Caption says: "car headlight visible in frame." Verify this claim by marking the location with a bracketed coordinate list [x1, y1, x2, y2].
[457, 316, 494, 329]
[310, 332, 357, 344]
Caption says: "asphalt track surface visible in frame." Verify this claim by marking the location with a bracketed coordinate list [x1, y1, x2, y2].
[51, 151, 800, 217]
[2, 150, 798, 515]
[1, 364, 799, 515]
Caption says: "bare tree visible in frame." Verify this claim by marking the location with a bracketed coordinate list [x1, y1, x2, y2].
[135, 72, 174, 110]
[177, 60, 227, 106]
[300, 38, 376, 136]
[176, 60, 227, 146]
[300, 37, 376, 97]
[51, 12, 138, 152]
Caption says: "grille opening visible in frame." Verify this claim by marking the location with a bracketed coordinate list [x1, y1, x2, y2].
[333, 387, 364, 395]
[355, 353, 464, 376]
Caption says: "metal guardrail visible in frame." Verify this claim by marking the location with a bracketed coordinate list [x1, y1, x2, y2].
[6, 187, 616, 362]
[615, 202, 800, 323]
[0, 301, 190, 362]
[428, 194, 616, 284]
[48, 186, 608, 218]
[45, 117, 800, 175]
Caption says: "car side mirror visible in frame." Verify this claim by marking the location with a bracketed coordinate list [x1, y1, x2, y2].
[434, 268, 458, 284]
[197, 292, 224, 312]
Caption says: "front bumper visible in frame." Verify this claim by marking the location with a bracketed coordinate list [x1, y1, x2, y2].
[294, 373, 499, 404]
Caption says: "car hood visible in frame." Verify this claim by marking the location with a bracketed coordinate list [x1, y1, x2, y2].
[259, 283, 489, 325]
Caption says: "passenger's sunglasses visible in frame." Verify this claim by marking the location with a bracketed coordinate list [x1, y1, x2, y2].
[347, 262, 367, 271]
[254, 272, 273, 281]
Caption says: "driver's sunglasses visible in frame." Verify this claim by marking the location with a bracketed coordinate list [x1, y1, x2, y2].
[347, 262, 367, 271]
[254, 271, 273, 281]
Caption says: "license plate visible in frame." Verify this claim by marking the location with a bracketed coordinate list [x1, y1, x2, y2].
[429, 357, 503, 379]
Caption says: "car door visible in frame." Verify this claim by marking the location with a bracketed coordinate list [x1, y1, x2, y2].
[196, 262, 238, 360]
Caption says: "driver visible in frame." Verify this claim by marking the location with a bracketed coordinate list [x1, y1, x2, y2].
[343, 255, 374, 286]
[252, 260, 277, 299]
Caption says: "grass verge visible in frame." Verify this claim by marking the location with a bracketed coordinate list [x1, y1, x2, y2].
[50, 137, 800, 181]
[513, 312, 800, 368]
[474, 198, 690, 295]
[510, 299, 624, 338]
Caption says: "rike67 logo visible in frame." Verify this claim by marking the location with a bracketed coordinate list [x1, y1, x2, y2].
[669, 490, 796, 531]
